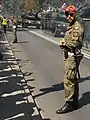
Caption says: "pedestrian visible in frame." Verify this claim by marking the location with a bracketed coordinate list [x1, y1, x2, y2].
[12, 20, 17, 43]
[56, 5, 84, 114]
[2, 16, 7, 33]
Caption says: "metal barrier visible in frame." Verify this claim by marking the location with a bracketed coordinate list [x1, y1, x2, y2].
[83, 20, 90, 50]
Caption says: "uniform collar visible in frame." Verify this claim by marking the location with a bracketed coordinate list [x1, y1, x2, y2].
[67, 20, 77, 30]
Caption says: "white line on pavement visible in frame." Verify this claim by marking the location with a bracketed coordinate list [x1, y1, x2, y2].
[5, 113, 25, 120]
[29, 30, 90, 59]
[29, 30, 59, 45]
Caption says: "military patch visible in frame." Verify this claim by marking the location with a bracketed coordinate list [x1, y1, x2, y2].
[74, 26, 79, 30]
[73, 32, 79, 37]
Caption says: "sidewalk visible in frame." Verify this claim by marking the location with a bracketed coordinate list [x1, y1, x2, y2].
[0, 34, 42, 120]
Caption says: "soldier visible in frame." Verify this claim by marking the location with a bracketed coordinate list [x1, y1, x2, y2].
[12, 20, 17, 43]
[56, 5, 84, 114]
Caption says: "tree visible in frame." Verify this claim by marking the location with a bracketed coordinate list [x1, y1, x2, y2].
[24, 0, 37, 11]
[3, 0, 25, 15]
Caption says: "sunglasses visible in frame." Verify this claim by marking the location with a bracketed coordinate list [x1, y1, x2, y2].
[65, 11, 74, 17]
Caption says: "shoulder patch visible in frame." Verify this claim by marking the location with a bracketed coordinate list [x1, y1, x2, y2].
[74, 26, 79, 30]
[73, 32, 79, 37]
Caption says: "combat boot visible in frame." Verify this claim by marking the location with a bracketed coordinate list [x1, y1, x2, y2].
[56, 101, 74, 114]
[72, 100, 79, 110]
[13, 37, 17, 43]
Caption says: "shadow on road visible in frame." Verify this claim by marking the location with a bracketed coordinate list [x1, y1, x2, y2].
[34, 76, 90, 99]
[17, 41, 28, 44]
[5, 31, 90, 118]
[0, 60, 42, 120]
[33, 75, 90, 112]
[0, 37, 43, 120]
[33, 83, 64, 98]
[79, 76, 90, 83]
[79, 92, 90, 108]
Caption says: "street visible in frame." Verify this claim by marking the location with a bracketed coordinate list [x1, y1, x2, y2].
[7, 29, 90, 120]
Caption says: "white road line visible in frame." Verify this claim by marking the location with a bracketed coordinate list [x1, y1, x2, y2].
[29, 30, 90, 59]
[4, 113, 25, 120]
[29, 30, 59, 45]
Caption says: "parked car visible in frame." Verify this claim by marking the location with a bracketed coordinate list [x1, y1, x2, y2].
[53, 21, 67, 37]
[50, 11, 68, 37]
[22, 13, 41, 29]
[78, 4, 90, 18]
[17, 19, 23, 28]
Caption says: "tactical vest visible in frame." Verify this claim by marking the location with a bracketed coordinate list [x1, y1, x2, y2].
[2, 18, 7, 25]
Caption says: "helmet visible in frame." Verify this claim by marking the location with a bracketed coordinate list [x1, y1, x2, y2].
[65, 5, 77, 13]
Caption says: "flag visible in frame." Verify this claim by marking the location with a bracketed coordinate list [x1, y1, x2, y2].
[61, 2, 67, 11]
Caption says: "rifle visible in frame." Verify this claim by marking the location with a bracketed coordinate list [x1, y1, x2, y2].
[73, 49, 83, 79]
[64, 46, 81, 79]
[74, 55, 80, 79]
[60, 45, 82, 79]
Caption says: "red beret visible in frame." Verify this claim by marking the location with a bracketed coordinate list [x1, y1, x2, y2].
[65, 5, 77, 13]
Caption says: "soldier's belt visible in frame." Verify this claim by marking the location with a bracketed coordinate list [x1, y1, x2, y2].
[68, 50, 82, 57]
[68, 52, 74, 57]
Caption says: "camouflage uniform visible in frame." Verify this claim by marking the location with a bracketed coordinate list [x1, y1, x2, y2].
[12, 21, 17, 43]
[63, 21, 84, 102]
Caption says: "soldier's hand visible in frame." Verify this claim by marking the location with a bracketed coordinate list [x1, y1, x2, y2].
[59, 39, 66, 49]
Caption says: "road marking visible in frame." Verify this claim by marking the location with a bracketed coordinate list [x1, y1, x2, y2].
[81, 52, 90, 59]
[29, 30, 90, 59]
[29, 30, 59, 45]
[2, 90, 23, 97]
[4, 113, 25, 120]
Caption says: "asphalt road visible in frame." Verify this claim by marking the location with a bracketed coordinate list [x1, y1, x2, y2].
[10, 29, 90, 120]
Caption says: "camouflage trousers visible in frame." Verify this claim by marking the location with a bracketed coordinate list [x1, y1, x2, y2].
[64, 56, 82, 101]
[13, 30, 17, 43]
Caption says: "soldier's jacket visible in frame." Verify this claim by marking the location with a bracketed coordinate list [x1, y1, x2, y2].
[62, 21, 84, 101]
[64, 21, 84, 50]
[63, 20, 84, 80]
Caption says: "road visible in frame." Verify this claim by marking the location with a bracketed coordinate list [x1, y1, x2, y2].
[8, 29, 90, 120]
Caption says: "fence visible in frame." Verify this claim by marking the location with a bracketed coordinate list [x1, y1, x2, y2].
[82, 20, 90, 50]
